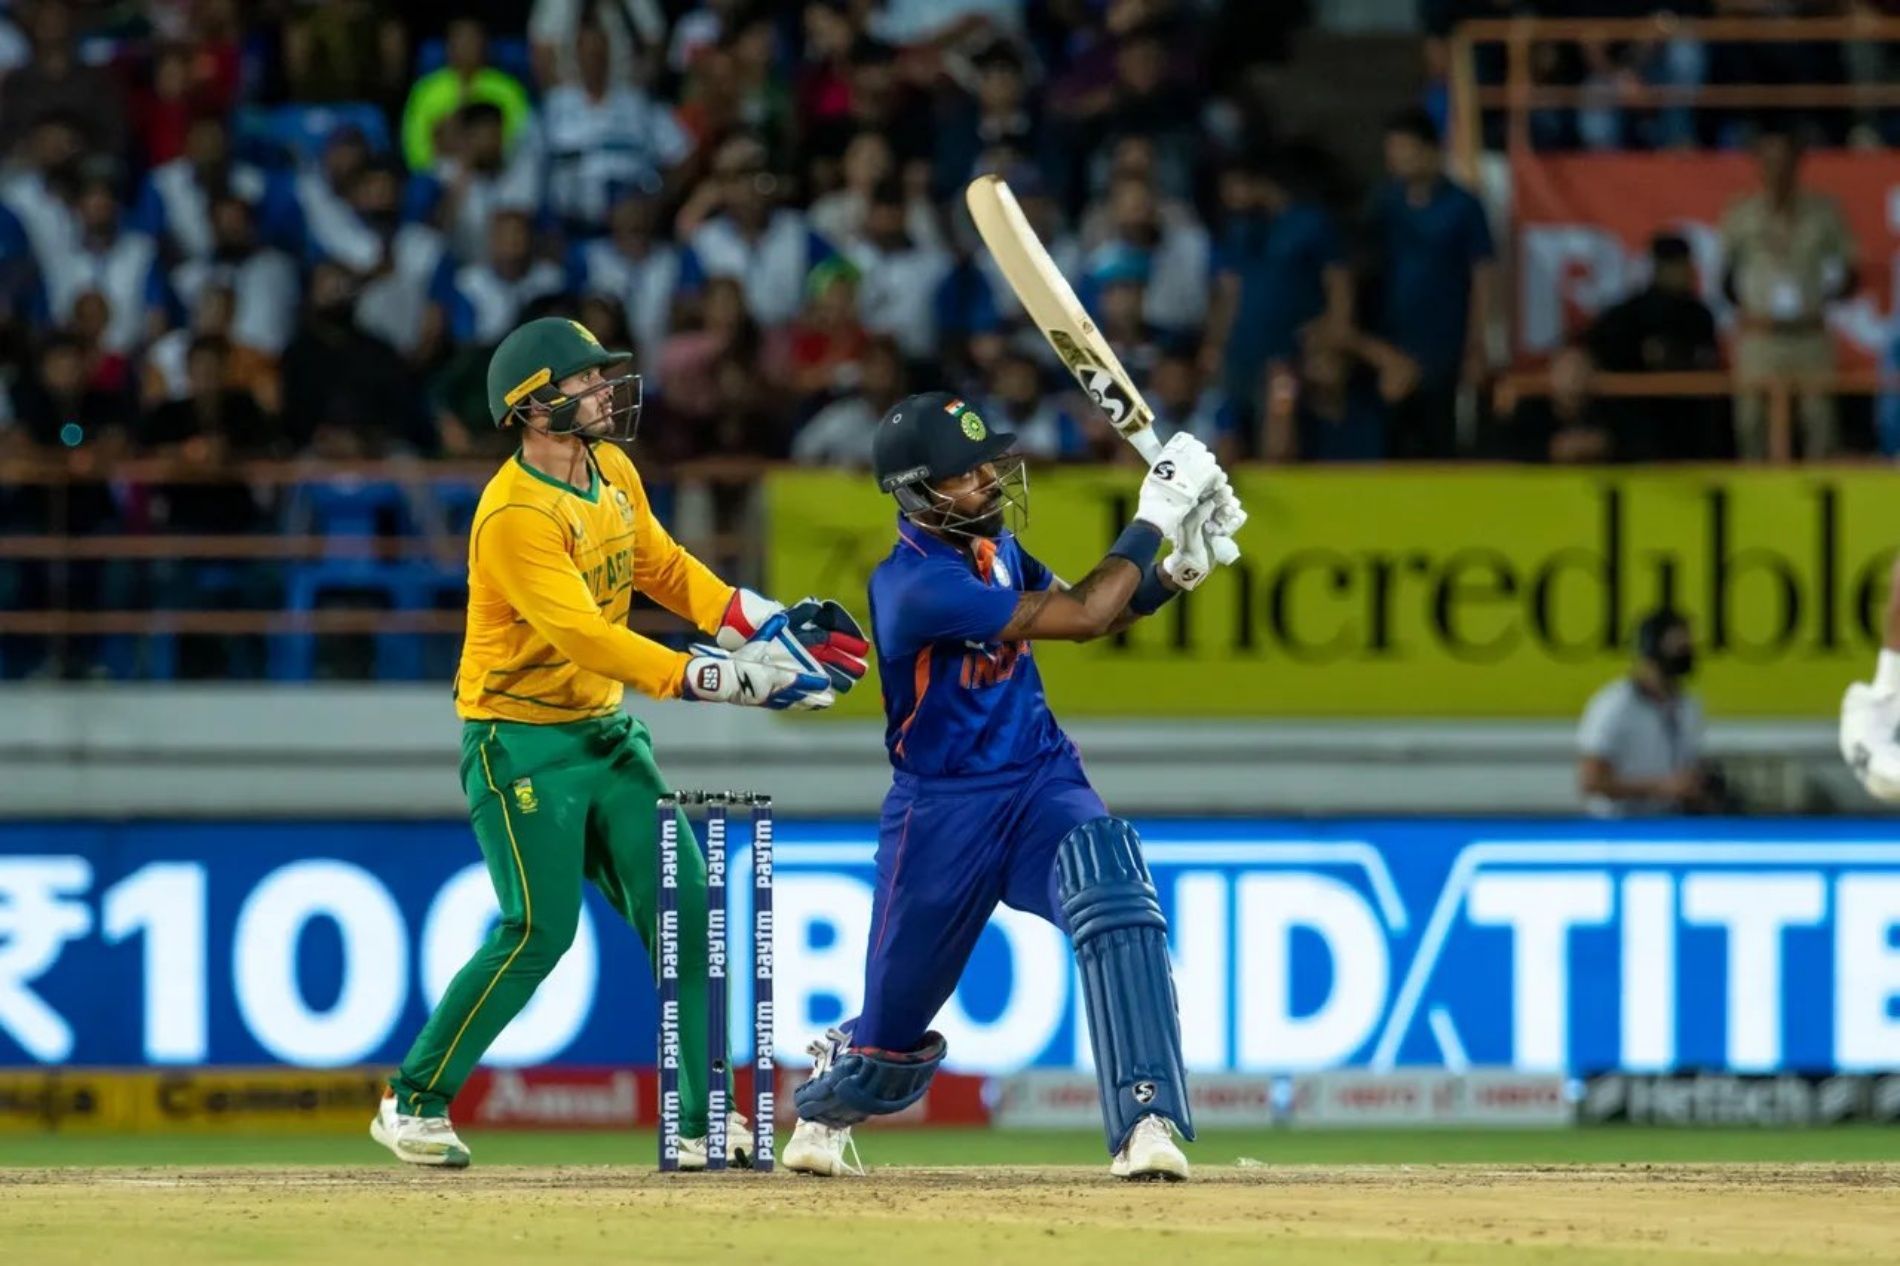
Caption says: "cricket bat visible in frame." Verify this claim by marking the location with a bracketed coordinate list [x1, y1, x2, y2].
[965, 174, 1240, 565]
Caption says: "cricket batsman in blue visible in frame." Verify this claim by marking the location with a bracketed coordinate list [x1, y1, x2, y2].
[781, 393, 1244, 1181]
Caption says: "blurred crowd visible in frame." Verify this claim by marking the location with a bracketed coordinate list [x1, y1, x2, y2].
[0, 0, 1316, 486]
[0, 0, 1887, 489]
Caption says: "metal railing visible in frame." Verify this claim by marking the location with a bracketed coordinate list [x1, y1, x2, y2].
[0, 457, 769, 673]
[1492, 368, 1893, 464]
[1448, 15, 1900, 174]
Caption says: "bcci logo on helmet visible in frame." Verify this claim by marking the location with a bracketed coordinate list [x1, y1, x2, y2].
[960, 411, 987, 442]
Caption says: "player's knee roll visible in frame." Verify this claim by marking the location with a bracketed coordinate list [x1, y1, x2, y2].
[1056, 817, 1196, 1151]
[793, 1032, 948, 1128]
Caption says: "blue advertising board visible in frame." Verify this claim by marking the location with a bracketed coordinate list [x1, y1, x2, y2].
[2, 819, 1898, 1075]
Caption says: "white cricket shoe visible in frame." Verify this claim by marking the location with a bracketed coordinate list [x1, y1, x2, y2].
[782, 1117, 863, 1177]
[678, 1111, 757, 1170]
[1110, 1114, 1188, 1182]
[781, 1027, 864, 1176]
[370, 1093, 470, 1168]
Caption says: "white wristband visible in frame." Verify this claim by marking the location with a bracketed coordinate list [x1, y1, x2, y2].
[1877, 649, 1900, 693]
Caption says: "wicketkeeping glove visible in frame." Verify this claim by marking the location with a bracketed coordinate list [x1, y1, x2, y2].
[716, 587, 788, 651]
[784, 596, 870, 693]
[682, 635, 834, 710]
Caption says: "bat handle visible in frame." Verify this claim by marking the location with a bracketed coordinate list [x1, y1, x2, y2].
[1129, 428, 1164, 464]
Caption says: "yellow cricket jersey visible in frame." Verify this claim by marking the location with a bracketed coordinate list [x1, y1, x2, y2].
[454, 443, 734, 722]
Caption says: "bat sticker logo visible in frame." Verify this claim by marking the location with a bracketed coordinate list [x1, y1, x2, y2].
[1084, 370, 1129, 422]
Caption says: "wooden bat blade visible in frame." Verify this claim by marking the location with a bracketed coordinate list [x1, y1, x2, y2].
[965, 175, 1159, 459]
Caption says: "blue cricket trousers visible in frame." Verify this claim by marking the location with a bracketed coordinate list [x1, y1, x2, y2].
[850, 745, 1107, 1051]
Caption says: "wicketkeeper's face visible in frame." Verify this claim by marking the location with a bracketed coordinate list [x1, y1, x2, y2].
[558, 367, 614, 436]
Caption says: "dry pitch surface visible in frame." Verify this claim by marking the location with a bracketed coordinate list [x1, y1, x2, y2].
[4, 1163, 1898, 1266]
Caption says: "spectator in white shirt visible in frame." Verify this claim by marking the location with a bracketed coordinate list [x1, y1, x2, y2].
[1, 115, 86, 268]
[848, 178, 952, 360]
[1091, 173, 1208, 336]
[44, 166, 171, 355]
[438, 209, 567, 346]
[343, 161, 452, 362]
[529, 0, 661, 88]
[1578, 609, 1711, 818]
[134, 113, 273, 263]
[420, 101, 544, 264]
[678, 136, 837, 327]
[543, 23, 693, 232]
[169, 195, 300, 359]
[568, 192, 678, 362]
[792, 336, 907, 467]
[810, 129, 941, 254]
[293, 126, 375, 268]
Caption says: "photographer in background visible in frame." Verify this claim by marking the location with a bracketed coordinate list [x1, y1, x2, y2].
[1578, 609, 1715, 818]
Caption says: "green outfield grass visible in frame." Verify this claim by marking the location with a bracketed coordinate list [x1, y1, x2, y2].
[6, 1125, 1900, 1168]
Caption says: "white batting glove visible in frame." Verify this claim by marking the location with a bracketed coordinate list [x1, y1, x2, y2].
[1160, 495, 1219, 591]
[1136, 434, 1224, 539]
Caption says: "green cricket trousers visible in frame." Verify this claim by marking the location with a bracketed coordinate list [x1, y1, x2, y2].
[389, 713, 712, 1132]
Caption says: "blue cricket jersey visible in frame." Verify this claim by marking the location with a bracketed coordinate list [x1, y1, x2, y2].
[867, 517, 1070, 778]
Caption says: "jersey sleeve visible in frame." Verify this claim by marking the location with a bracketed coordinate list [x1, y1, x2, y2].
[1015, 545, 1056, 593]
[473, 503, 692, 699]
[877, 557, 1022, 657]
[617, 458, 734, 634]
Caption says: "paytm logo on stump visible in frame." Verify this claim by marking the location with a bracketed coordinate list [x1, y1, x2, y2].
[2, 820, 1899, 1074]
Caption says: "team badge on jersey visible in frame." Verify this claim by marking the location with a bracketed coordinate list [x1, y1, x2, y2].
[511, 778, 540, 814]
[991, 556, 1011, 587]
[613, 487, 634, 526]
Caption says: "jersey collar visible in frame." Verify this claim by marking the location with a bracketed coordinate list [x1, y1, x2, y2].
[898, 514, 1014, 581]
[897, 514, 958, 559]
[513, 450, 600, 503]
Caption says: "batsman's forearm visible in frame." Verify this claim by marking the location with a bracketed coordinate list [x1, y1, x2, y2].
[999, 555, 1142, 642]
[1066, 557, 1146, 638]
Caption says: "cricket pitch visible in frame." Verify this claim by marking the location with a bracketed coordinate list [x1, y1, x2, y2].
[4, 1163, 1897, 1266]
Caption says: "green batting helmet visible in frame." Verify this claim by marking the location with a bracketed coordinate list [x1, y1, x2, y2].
[486, 317, 642, 441]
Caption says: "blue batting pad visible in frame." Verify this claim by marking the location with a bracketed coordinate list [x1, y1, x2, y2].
[1057, 816, 1196, 1153]
[792, 1032, 947, 1127]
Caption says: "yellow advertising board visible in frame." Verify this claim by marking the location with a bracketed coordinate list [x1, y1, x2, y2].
[766, 466, 1897, 718]
[0, 1068, 385, 1133]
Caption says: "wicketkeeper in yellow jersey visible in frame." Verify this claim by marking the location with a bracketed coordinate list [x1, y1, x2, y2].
[371, 317, 869, 1170]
